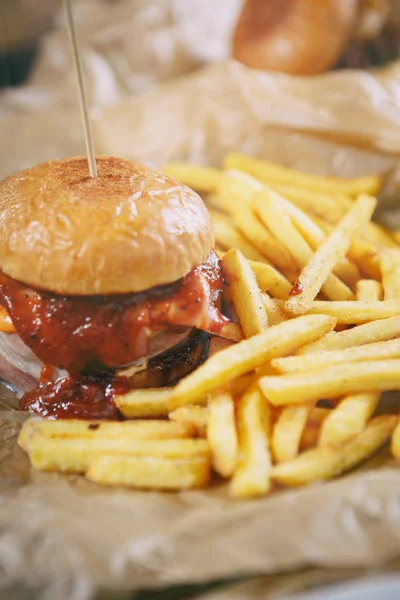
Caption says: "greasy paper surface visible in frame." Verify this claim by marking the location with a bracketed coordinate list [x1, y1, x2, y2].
[2, 2, 400, 599]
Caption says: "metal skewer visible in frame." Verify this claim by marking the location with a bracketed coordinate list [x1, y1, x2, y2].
[63, 0, 97, 177]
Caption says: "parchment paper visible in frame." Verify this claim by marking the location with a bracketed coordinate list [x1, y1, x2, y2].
[3, 2, 400, 599]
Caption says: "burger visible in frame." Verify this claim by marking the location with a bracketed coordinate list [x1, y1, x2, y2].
[0, 156, 231, 419]
[233, 0, 396, 75]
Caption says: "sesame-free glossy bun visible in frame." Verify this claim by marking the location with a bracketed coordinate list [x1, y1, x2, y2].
[0, 157, 214, 295]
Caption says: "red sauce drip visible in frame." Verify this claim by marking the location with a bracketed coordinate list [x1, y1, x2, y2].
[289, 280, 304, 297]
[20, 367, 129, 420]
[0, 252, 227, 374]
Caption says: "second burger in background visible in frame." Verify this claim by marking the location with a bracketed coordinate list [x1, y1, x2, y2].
[233, 0, 395, 75]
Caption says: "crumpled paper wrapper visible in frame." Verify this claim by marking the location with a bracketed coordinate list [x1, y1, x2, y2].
[2, 2, 400, 598]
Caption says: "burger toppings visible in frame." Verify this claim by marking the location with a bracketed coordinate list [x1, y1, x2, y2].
[0, 252, 227, 375]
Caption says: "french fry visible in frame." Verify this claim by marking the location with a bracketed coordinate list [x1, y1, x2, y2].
[115, 388, 172, 418]
[230, 373, 257, 397]
[169, 406, 208, 437]
[222, 249, 268, 337]
[262, 293, 287, 325]
[87, 454, 211, 490]
[18, 418, 196, 450]
[299, 315, 400, 354]
[319, 392, 380, 447]
[271, 416, 396, 486]
[268, 184, 349, 225]
[168, 315, 336, 409]
[391, 418, 400, 459]
[253, 189, 354, 302]
[381, 249, 400, 300]
[305, 300, 400, 324]
[300, 408, 330, 451]
[259, 359, 400, 406]
[211, 213, 267, 262]
[162, 162, 222, 193]
[230, 387, 272, 498]
[223, 153, 381, 197]
[347, 237, 381, 280]
[268, 193, 359, 288]
[271, 338, 400, 374]
[249, 260, 292, 299]
[285, 195, 377, 315]
[356, 279, 383, 301]
[218, 173, 297, 271]
[272, 404, 313, 463]
[25, 437, 210, 473]
[218, 323, 244, 342]
[207, 392, 238, 477]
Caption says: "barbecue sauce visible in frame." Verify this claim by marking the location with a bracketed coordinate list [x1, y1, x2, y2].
[289, 280, 304, 296]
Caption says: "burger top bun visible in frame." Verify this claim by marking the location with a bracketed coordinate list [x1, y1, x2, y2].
[0, 157, 214, 295]
[233, 0, 360, 75]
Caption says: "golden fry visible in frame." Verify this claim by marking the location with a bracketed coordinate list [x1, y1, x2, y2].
[115, 388, 172, 418]
[319, 392, 380, 447]
[230, 387, 272, 498]
[223, 153, 381, 197]
[285, 195, 376, 315]
[381, 249, 400, 300]
[262, 293, 287, 325]
[169, 406, 208, 438]
[304, 300, 400, 324]
[272, 404, 313, 463]
[211, 212, 267, 262]
[272, 338, 400, 374]
[18, 418, 196, 450]
[249, 260, 292, 299]
[222, 249, 268, 337]
[207, 392, 238, 477]
[24, 437, 210, 474]
[356, 279, 383, 301]
[168, 315, 336, 409]
[271, 416, 396, 486]
[162, 162, 222, 192]
[259, 359, 400, 406]
[87, 454, 211, 490]
[300, 408, 330, 451]
[299, 315, 400, 354]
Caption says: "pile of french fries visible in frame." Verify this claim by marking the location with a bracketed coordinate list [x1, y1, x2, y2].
[19, 153, 400, 498]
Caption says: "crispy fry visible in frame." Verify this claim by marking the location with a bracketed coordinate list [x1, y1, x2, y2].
[87, 455, 211, 490]
[249, 260, 292, 299]
[230, 373, 257, 397]
[259, 359, 400, 406]
[218, 323, 244, 342]
[391, 418, 400, 459]
[211, 212, 267, 262]
[230, 387, 272, 498]
[319, 392, 380, 447]
[253, 189, 354, 302]
[272, 338, 400, 374]
[356, 279, 383, 301]
[25, 437, 210, 473]
[169, 406, 208, 438]
[115, 388, 173, 418]
[271, 416, 396, 486]
[272, 404, 313, 463]
[222, 249, 268, 337]
[224, 153, 381, 197]
[262, 293, 287, 325]
[207, 392, 238, 477]
[381, 249, 400, 300]
[162, 162, 222, 192]
[300, 408, 330, 451]
[269, 184, 349, 225]
[18, 418, 196, 450]
[285, 195, 376, 315]
[299, 315, 400, 354]
[168, 315, 336, 409]
[304, 300, 400, 324]
[347, 237, 381, 280]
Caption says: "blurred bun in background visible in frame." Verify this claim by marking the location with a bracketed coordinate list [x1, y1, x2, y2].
[233, 0, 395, 74]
